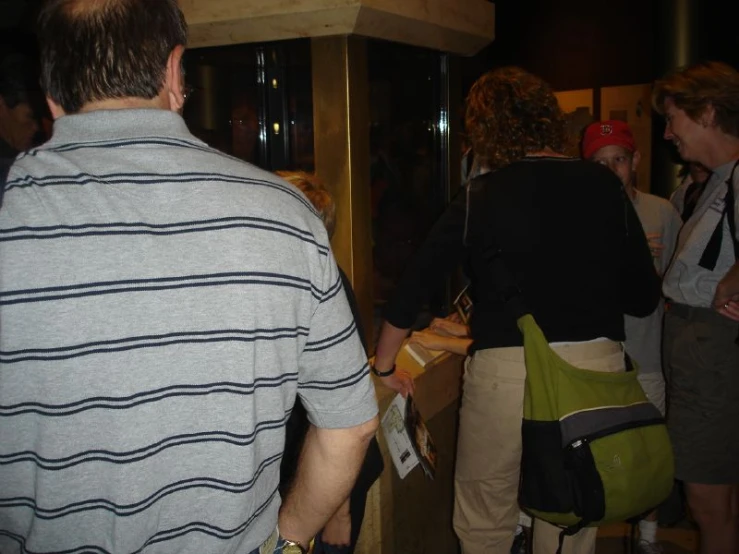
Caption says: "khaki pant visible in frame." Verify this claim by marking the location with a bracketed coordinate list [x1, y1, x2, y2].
[453, 340, 625, 554]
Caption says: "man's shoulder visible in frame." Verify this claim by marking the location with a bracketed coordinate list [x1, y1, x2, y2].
[14, 127, 296, 198]
[6, 137, 321, 239]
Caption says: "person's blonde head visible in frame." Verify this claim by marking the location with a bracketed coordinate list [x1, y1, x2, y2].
[465, 66, 569, 171]
[276, 170, 336, 238]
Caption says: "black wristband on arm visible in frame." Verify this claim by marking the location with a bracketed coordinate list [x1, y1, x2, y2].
[370, 363, 396, 377]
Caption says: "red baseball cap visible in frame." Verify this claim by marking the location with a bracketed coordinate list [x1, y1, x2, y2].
[582, 120, 636, 160]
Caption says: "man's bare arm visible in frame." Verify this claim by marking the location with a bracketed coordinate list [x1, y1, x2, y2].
[278, 416, 379, 548]
[374, 320, 415, 397]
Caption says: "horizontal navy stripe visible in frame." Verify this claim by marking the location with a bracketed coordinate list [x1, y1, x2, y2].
[0, 378, 298, 417]
[30, 137, 267, 194]
[134, 487, 278, 554]
[4, 171, 316, 216]
[300, 363, 370, 391]
[0, 328, 310, 364]
[21, 136, 212, 158]
[1, 272, 310, 298]
[0, 417, 288, 470]
[0, 529, 109, 554]
[304, 321, 356, 352]
[319, 275, 344, 303]
[0, 217, 329, 255]
[1, 278, 318, 306]
[0, 487, 278, 554]
[0, 169, 280, 192]
[0, 272, 324, 306]
[0, 453, 282, 520]
[4, 328, 308, 356]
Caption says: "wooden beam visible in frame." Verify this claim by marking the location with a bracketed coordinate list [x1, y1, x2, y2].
[180, 0, 494, 56]
[311, 36, 375, 348]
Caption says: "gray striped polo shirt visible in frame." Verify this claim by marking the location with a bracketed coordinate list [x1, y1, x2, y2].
[0, 109, 378, 554]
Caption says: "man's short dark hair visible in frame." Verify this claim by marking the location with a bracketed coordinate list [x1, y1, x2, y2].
[37, 0, 188, 114]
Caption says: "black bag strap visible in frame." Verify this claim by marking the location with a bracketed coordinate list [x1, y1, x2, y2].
[681, 177, 708, 222]
[698, 160, 739, 269]
[726, 162, 739, 258]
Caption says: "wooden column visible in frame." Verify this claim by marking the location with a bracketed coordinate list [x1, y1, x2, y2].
[652, 0, 703, 198]
[311, 36, 374, 347]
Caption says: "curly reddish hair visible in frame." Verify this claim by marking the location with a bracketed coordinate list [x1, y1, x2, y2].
[276, 170, 336, 238]
[465, 66, 569, 170]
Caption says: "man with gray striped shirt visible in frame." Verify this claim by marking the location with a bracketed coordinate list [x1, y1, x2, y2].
[0, 2, 379, 554]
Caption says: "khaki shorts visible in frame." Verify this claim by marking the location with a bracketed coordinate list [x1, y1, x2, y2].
[663, 303, 739, 484]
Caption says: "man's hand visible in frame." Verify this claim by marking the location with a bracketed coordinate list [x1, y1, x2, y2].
[713, 263, 739, 321]
[380, 369, 414, 397]
[319, 498, 351, 547]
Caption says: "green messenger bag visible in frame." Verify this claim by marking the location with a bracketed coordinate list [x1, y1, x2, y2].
[517, 313, 674, 535]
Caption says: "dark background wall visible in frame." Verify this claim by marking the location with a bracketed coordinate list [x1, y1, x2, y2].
[4, 0, 738, 97]
[0, 0, 40, 56]
[462, 0, 739, 93]
[457, 0, 739, 197]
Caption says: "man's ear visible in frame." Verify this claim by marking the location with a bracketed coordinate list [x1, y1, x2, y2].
[631, 150, 641, 171]
[46, 97, 66, 120]
[165, 45, 186, 113]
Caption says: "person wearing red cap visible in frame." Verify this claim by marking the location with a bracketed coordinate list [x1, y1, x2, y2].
[582, 120, 682, 554]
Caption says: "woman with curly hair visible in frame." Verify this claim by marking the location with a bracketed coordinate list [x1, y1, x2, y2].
[373, 66, 660, 554]
[653, 60, 739, 554]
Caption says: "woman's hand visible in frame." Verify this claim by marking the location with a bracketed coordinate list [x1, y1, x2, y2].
[714, 297, 739, 322]
[713, 263, 739, 321]
[429, 317, 470, 338]
[410, 329, 451, 351]
[409, 329, 472, 356]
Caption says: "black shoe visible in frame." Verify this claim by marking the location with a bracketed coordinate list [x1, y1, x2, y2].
[511, 531, 526, 554]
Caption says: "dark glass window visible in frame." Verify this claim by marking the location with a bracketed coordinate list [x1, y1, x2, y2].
[368, 40, 451, 329]
[182, 39, 313, 172]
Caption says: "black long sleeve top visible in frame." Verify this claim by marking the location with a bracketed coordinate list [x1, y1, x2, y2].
[382, 157, 661, 351]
